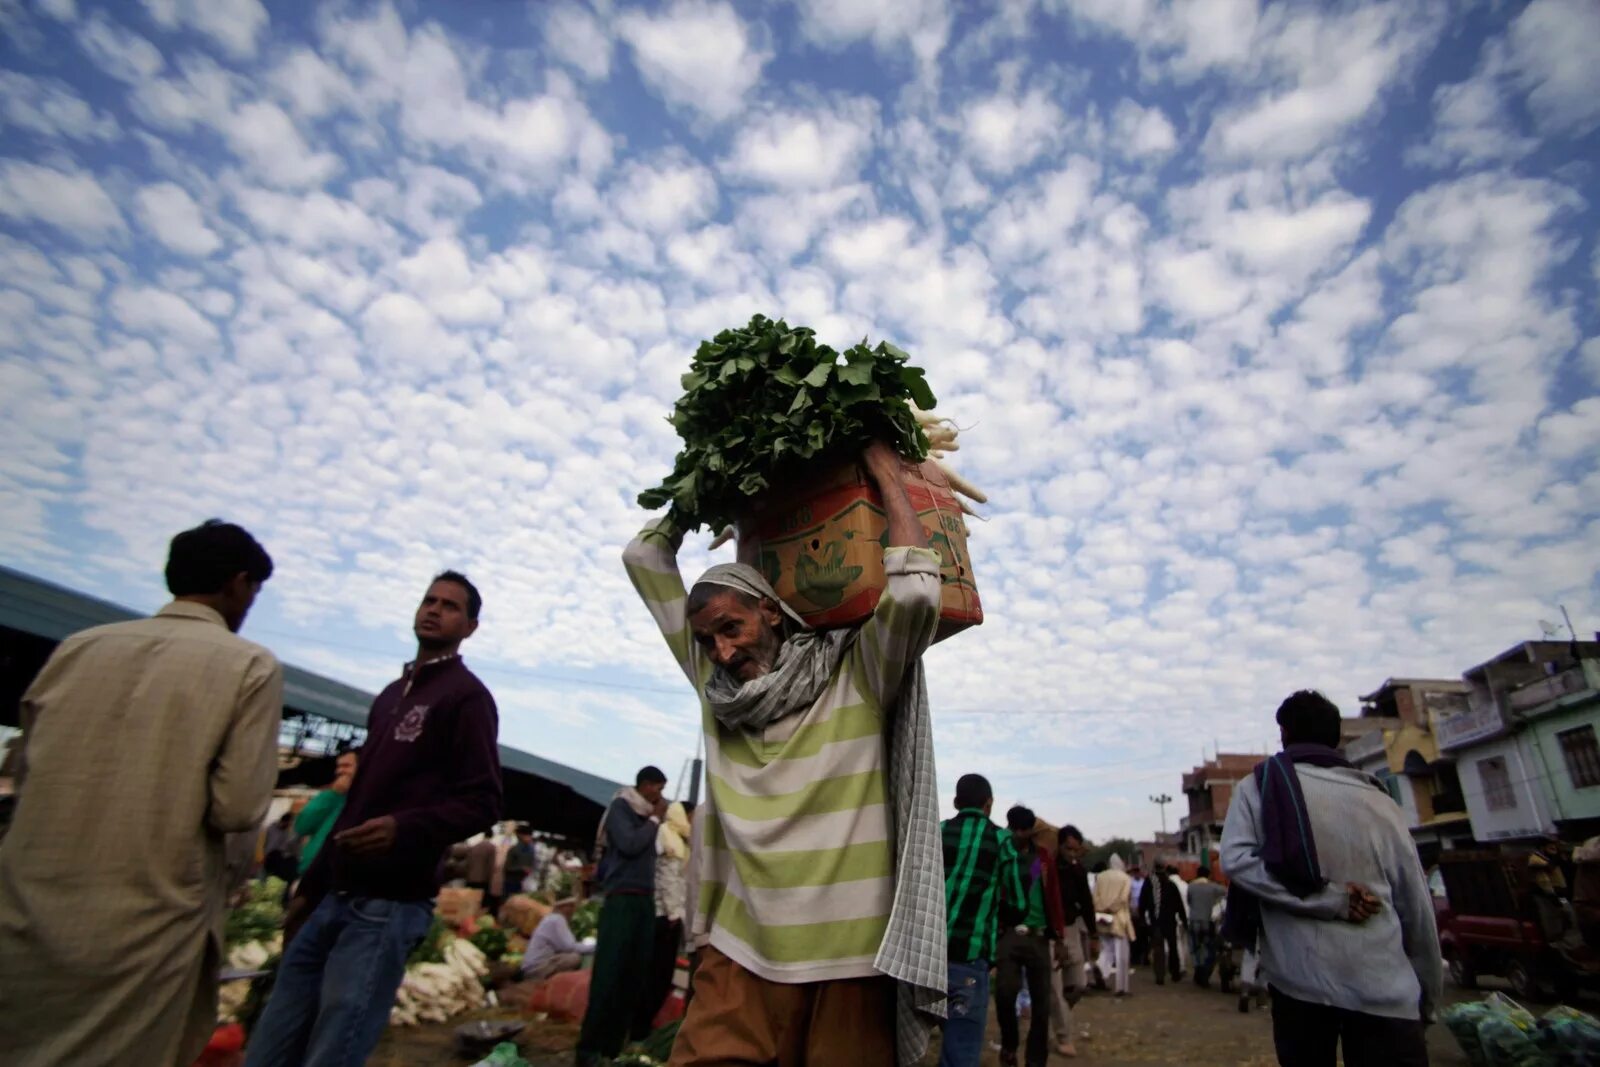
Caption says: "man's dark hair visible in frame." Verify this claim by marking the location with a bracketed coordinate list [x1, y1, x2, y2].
[636, 765, 667, 787]
[687, 582, 759, 617]
[1057, 824, 1083, 846]
[165, 520, 273, 596]
[1276, 689, 1342, 748]
[954, 773, 993, 809]
[1005, 804, 1036, 832]
[682, 800, 697, 816]
[1198, 866, 1211, 878]
[433, 569, 482, 620]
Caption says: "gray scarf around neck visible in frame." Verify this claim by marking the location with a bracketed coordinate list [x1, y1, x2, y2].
[695, 562, 947, 1066]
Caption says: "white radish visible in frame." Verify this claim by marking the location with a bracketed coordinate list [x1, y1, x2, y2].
[931, 459, 988, 504]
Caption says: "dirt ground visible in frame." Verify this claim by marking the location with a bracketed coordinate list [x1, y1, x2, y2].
[367, 969, 1486, 1066]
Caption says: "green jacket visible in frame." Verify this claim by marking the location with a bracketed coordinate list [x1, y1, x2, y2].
[294, 789, 345, 876]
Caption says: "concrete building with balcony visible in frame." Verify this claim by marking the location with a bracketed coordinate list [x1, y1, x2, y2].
[1180, 753, 1262, 868]
[1343, 678, 1475, 861]
[1437, 640, 1600, 845]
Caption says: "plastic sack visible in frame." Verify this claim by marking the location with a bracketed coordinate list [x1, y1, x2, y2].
[1535, 1004, 1600, 1067]
[469, 1043, 530, 1067]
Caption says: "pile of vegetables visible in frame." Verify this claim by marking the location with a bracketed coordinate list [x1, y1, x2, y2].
[224, 878, 286, 946]
[390, 937, 490, 1027]
[407, 915, 455, 965]
[568, 898, 602, 942]
[469, 922, 510, 961]
[638, 315, 939, 534]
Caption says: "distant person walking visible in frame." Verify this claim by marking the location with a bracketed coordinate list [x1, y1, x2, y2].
[1186, 867, 1226, 988]
[1053, 825, 1098, 1057]
[247, 571, 502, 1067]
[996, 805, 1067, 1067]
[1092, 854, 1135, 997]
[0, 520, 282, 1067]
[1221, 690, 1442, 1067]
[939, 774, 1025, 1067]
[1139, 861, 1187, 985]
[638, 800, 693, 1038]
[577, 765, 670, 1065]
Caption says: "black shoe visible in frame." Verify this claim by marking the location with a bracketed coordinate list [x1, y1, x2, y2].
[1238, 995, 1250, 1014]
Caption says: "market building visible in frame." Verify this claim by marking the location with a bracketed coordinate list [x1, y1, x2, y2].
[1342, 677, 1475, 863]
[1436, 639, 1600, 846]
[0, 564, 621, 847]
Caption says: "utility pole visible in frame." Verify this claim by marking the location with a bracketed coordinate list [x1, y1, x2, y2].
[1149, 792, 1173, 835]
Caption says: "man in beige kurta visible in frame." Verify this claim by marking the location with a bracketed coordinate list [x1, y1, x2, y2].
[0, 520, 283, 1067]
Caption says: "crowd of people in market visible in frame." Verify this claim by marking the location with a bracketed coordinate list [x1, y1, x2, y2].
[0, 451, 1446, 1067]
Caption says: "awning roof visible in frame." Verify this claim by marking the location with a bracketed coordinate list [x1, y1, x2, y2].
[0, 564, 621, 809]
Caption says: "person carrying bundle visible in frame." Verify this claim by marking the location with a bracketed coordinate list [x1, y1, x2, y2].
[623, 439, 946, 1067]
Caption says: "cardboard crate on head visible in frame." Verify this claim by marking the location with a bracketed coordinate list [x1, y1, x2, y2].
[736, 455, 982, 642]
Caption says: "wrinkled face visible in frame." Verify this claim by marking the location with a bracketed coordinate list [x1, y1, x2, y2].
[415, 579, 477, 649]
[689, 590, 785, 682]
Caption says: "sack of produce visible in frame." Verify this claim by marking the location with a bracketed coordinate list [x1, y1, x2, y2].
[639, 315, 985, 640]
[1536, 1004, 1600, 1066]
[436, 886, 483, 925]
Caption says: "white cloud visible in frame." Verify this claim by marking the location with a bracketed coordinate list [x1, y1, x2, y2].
[231, 186, 395, 251]
[0, 71, 117, 140]
[134, 182, 221, 256]
[545, 2, 613, 82]
[37, 0, 77, 19]
[109, 284, 220, 349]
[141, 0, 268, 59]
[223, 101, 341, 189]
[961, 88, 1063, 175]
[0, 160, 125, 237]
[267, 47, 357, 119]
[606, 154, 719, 235]
[1208, 4, 1442, 161]
[74, 13, 165, 83]
[1505, 0, 1600, 136]
[1110, 99, 1177, 158]
[360, 290, 465, 369]
[617, 0, 769, 122]
[790, 0, 952, 80]
[1410, 47, 1538, 169]
[722, 98, 877, 189]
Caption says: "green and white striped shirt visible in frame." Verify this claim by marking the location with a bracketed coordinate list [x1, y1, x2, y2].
[623, 520, 942, 983]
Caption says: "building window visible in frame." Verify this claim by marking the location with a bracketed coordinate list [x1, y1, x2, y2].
[1477, 757, 1515, 811]
[1558, 726, 1600, 789]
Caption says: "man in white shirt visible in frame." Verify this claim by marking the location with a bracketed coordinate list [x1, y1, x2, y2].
[522, 898, 595, 982]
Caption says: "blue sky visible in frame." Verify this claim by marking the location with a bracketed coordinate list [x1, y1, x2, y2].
[1, 0, 1597, 843]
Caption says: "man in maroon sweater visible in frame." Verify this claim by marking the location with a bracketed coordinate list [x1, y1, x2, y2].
[246, 571, 502, 1067]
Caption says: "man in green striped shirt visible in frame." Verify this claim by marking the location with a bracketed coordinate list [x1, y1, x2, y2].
[623, 441, 942, 1065]
[940, 774, 1024, 1067]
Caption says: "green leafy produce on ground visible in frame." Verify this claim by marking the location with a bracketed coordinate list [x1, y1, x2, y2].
[469, 925, 510, 961]
[407, 915, 453, 965]
[638, 315, 937, 533]
[568, 898, 602, 942]
[224, 878, 286, 946]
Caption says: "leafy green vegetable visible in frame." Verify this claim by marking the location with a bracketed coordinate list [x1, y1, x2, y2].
[407, 915, 453, 965]
[470, 925, 510, 961]
[638, 315, 937, 533]
[224, 878, 286, 946]
[568, 898, 603, 942]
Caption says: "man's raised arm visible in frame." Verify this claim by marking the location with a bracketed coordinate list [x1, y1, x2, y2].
[622, 519, 709, 688]
[855, 441, 941, 708]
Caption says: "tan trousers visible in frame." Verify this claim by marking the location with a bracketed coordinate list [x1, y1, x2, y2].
[668, 945, 895, 1066]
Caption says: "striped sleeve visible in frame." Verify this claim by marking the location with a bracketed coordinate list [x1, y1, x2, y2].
[622, 520, 711, 689]
[997, 830, 1027, 927]
[853, 545, 941, 708]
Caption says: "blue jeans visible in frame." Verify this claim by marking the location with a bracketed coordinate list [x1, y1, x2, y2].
[244, 894, 433, 1067]
[939, 958, 990, 1067]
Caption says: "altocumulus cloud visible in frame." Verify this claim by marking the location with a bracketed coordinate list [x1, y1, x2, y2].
[0, 0, 1596, 841]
